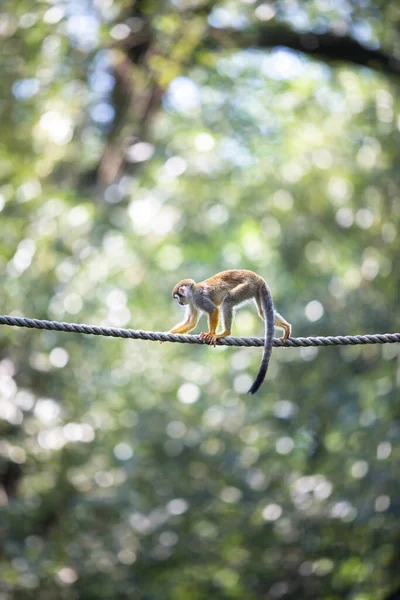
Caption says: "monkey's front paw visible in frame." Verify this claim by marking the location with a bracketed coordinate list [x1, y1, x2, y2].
[200, 332, 217, 346]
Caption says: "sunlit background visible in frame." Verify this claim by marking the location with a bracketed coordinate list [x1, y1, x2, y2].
[0, 0, 399, 598]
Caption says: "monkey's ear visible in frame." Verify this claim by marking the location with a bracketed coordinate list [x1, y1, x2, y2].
[178, 286, 186, 295]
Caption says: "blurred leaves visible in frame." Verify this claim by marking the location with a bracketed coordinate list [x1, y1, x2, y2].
[0, 0, 400, 599]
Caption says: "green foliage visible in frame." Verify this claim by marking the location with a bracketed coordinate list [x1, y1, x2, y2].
[0, 1, 399, 599]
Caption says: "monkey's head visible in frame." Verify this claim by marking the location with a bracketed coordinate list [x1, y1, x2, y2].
[172, 279, 195, 306]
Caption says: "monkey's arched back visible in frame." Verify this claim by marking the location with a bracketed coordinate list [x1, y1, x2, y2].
[167, 269, 292, 394]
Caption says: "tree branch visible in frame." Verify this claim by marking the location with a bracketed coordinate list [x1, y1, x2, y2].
[208, 24, 400, 77]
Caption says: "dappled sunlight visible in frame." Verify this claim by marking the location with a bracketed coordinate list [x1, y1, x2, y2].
[0, 0, 399, 597]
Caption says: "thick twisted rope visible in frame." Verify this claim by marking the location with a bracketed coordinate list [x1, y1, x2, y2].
[0, 315, 399, 347]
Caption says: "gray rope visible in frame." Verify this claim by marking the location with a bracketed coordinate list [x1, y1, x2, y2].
[0, 315, 399, 347]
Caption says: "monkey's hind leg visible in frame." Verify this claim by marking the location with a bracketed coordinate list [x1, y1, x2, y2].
[274, 311, 292, 342]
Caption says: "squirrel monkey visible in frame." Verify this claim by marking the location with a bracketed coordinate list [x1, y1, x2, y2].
[168, 269, 291, 394]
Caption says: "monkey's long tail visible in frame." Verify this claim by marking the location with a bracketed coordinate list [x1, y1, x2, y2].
[247, 282, 274, 395]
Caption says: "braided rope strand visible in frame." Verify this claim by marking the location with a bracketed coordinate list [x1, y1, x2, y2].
[0, 315, 399, 347]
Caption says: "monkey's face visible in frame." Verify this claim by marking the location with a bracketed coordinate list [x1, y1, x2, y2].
[173, 287, 189, 305]
[173, 293, 186, 306]
[172, 280, 194, 306]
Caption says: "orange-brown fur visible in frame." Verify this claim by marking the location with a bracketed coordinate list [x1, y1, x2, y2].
[168, 270, 292, 394]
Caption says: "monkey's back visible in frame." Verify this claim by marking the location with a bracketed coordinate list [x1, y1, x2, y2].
[200, 269, 265, 305]
[203, 269, 263, 285]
